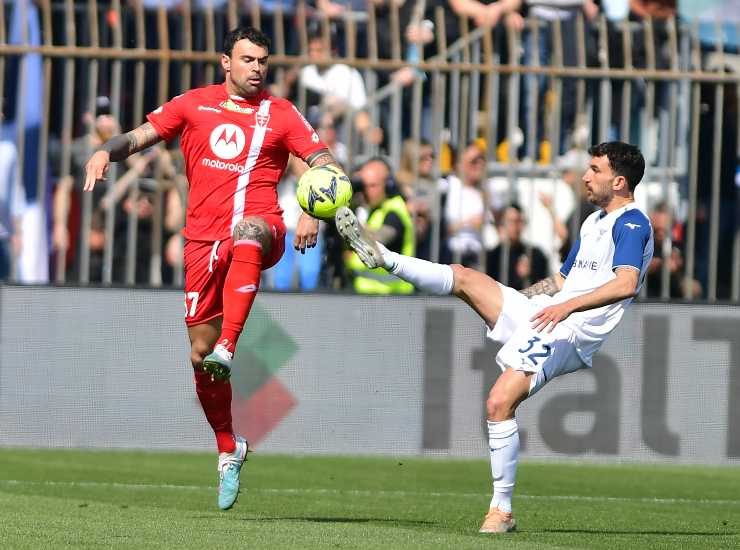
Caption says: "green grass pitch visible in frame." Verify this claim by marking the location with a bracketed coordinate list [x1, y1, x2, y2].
[0, 448, 738, 549]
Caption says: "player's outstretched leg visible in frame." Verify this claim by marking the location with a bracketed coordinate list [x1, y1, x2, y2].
[335, 206, 385, 269]
[337, 206, 506, 329]
[217, 435, 250, 510]
[336, 206, 455, 295]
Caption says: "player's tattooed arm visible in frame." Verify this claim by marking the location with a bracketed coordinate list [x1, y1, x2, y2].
[85, 122, 162, 192]
[101, 122, 162, 162]
[305, 148, 338, 169]
[520, 274, 564, 298]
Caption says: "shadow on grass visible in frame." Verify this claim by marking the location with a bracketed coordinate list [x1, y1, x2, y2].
[538, 529, 736, 537]
[193, 515, 434, 527]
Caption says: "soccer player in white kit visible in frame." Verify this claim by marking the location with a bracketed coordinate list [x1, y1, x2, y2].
[336, 142, 653, 533]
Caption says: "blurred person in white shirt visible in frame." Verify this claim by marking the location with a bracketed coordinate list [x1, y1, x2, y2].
[445, 143, 489, 268]
[0, 136, 24, 280]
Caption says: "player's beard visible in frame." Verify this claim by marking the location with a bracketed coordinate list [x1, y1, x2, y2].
[586, 187, 610, 209]
[232, 75, 265, 99]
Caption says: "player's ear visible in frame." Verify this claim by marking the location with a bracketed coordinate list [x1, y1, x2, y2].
[221, 53, 231, 73]
[613, 175, 627, 192]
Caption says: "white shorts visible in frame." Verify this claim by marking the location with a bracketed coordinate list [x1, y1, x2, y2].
[486, 284, 587, 396]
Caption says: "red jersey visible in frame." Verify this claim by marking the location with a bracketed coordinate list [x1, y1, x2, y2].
[147, 84, 326, 241]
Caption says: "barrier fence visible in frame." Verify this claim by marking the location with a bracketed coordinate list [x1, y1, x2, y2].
[0, 1, 739, 301]
[0, 285, 738, 464]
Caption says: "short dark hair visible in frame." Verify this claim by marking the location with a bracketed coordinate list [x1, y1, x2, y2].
[364, 155, 394, 175]
[506, 202, 523, 215]
[223, 27, 271, 57]
[588, 141, 645, 192]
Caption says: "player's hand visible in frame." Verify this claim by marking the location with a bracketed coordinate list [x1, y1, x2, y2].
[294, 212, 319, 254]
[530, 302, 574, 333]
[84, 150, 111, 192]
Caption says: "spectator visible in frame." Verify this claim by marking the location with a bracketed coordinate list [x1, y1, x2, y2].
[293, 28, 381, 146]
[612, 0, 678, 157]
[629, 0, 675, 21]
[485, 149, 582, 272]
[395, 138, 441, 260]
[514, 0, 600, 157]
[556, 148, 595, 260]
[314, 0, 373, 57]
[316, 113, 349, 169]
[444, 142, 488, 268]
[392, 1, 459, 140]
[270, 156, 323, 291]
[695, 78, 738, 299]
[101, 147, 181, 285]
[52, 96, 122, 282]
[109, 180, 164, 285]
[345, 157, 415, 294]
[486, 203, 549, 289]
[0, 132, 24, 280]
[646, 202, 701, 299]
[162, 167, 188, 283]
[449, 0, 518, 28]
[242, 1, 299, 55]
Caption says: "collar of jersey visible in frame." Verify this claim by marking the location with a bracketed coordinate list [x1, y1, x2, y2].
[598, 201, 637, 223]
[223, 84, 268, 105]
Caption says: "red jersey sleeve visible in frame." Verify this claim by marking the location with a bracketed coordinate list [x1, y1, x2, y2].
[283, 104, 326, 160]
[146, 93, 188, 142]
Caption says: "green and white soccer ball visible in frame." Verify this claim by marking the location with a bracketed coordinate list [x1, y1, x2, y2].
[296, 165, 353, 220]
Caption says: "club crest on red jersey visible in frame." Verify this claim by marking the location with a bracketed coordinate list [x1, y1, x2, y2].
[256, 113, 270, 127]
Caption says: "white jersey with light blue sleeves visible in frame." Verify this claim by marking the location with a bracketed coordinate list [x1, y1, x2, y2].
[554, 203, 653, 365]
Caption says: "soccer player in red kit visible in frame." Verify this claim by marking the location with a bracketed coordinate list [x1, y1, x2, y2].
[84, 27, 342, 510]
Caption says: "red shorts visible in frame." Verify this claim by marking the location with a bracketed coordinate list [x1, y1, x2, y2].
[183, 214, 286, 327]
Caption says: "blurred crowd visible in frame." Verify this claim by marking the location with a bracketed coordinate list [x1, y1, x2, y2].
[1, 0, 738, 301]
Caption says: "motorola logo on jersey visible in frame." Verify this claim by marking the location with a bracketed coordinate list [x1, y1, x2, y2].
[209, 124, 246, 160]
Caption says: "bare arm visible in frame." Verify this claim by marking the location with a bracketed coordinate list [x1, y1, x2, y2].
[294, 148, 340, 253]
[101, 122, 162, 162]
[85, 122, 162, 192]
[520, 273, 565, 298]
[530, 268, 639, 332]
[563, 268, 639, 313]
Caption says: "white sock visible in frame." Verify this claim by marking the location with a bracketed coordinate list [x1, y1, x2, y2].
[487, 419, 519, 513]
[378, 243, 454, 295]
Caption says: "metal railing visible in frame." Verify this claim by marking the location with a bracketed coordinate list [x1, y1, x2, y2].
[1, 1, 738, 301]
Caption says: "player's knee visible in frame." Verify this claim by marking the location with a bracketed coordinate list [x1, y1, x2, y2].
[486, 387, 515, 421]
[233, 216, 272, 251]
[190, 340, 211, 369]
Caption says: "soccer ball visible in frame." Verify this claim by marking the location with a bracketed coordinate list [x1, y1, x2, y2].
[296, 165, 353, 220]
